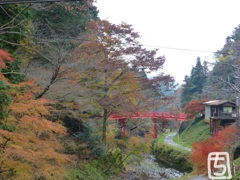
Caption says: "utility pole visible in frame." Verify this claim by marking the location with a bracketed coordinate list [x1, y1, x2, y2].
[236, 97, 240, 127]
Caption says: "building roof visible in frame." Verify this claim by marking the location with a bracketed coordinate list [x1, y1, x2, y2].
[203, 100, 235, 106]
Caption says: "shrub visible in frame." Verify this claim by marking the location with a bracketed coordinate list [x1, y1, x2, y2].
[0, 124, 16, 132]
[152, 143, 193, 172]
[191, 125, 240, 174]
[64, 161, 107, 180]
[75, 122, 106, 158]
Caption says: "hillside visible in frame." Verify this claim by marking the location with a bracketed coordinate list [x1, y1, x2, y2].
[0, 3, 169, 179]
[173, 119, 240, 179]
[2, 1, 240, 179]
[173, 119, 211, 148]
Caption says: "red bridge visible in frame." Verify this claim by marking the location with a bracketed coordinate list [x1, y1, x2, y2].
[109, 112, 188, 138]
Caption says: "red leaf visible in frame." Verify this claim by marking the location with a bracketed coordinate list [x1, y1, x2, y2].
[0, 49, 14, 68]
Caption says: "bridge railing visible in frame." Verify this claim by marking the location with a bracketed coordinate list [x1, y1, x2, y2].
[109, 112, 188, 121]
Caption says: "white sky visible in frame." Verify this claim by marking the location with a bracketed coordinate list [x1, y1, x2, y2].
[95, 0, 240, 84]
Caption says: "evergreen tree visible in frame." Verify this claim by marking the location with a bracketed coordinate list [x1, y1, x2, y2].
[181, 57, 207, 107]
[203, 60, 209, 76]
[191, 57, 207, 93]
[181, 75, 192, 107]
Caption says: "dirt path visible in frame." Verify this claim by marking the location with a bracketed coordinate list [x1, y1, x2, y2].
[164, 132, 191, 152]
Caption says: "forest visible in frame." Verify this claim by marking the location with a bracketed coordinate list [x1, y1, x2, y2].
[181, 26, 240, 108]
[1, 0, 240, 179]
[0, 1, 176, 179]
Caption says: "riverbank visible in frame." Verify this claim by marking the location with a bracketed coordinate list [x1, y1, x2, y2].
[162, 132, 209, 180]
[114, 154, 184, 179]
[152, 140, 193, 173]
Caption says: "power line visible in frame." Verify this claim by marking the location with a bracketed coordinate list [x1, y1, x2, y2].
[140, 44, 216, 54]
[0, 0, 223, 54]
[42, 39, 217, 53]
[0, 1, 219, 54]
[1, 31, 221, 54]
[0, 30, 218, 53]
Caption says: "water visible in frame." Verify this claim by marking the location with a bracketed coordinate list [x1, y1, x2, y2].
[115, 154, 184, 180]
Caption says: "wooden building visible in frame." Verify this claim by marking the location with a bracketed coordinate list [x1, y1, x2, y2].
[203, 100, 236, 134]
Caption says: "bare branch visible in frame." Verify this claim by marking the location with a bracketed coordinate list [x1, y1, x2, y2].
[0, 4, 31, 30]
[2, 71, 26, 75]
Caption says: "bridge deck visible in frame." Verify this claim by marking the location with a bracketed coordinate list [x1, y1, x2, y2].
[109, 112, 188, 121]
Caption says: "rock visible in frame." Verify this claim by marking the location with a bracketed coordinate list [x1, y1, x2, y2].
[115, 154, 184, 180]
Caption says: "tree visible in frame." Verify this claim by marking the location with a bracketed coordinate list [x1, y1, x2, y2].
[0, 49, 14, 121]
[181, 57, 207, 107]
[181, 75, 192, 107]
[0, 4, 32, 52]
[0, 49, 76, 179]
[203, 25, 240, 100]
[32, 1, 98, 39]
[0, 81, 77, 179]
[75, 20, 175, 142]
[0, 4, 33, 84]
[191, 57, 207, 92]
[19, 1, 98, 99]
[183, 98, 210, 119]
[0, 1, 99, 100]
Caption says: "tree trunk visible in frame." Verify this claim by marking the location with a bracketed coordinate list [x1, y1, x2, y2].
[102, 108, 108, 143]
[36, 65, 60, 99]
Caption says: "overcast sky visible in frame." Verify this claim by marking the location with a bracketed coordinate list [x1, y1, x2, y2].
[95, 0, 240, 84]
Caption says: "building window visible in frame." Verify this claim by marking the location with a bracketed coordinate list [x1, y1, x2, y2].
[223, 107, 232, 113]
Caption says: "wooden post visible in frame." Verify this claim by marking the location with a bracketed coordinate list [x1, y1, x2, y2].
[214, 120, 217, 134]
[210, 118, 212, 134]
[119, 118, 126, 137]
[177, 120, 180, 142]
[212, 119, 215, 134]
[153, 119, 157, 139]
[213, 119, 215, 134]
[216, 120, 218, 133]
[213, 119, 218, 134]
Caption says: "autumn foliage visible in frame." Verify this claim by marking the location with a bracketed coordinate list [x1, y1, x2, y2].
[0, 81, 78, 179]
[0, 49, 14, 81]
[191, 125, 239, 174]
[0, 49, 14, 68]
[184, 98, 210, 118]
[0, 11, 175, 178]
[0, 49, 77, 179]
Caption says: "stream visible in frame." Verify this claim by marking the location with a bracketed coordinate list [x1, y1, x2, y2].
[114, 154, 184, 180]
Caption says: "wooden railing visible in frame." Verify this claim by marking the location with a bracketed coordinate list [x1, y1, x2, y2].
[213, 110, 237, 119]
